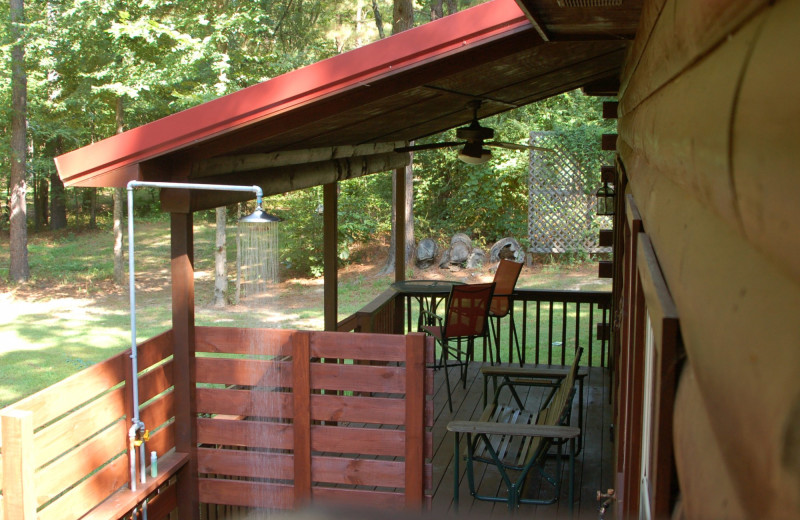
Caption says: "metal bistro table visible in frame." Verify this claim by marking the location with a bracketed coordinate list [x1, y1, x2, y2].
[390, 279, 464, 333]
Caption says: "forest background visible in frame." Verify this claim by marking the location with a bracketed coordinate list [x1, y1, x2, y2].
[1, 0, 615, 284]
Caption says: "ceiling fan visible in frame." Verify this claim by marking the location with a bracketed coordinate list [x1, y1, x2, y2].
[394, 100, 553, 164]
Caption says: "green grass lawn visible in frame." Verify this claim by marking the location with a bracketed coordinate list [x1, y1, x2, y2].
[0, 220, 609, 408]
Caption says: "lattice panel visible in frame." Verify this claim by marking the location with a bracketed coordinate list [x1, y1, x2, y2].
[528, 132, 611, 254]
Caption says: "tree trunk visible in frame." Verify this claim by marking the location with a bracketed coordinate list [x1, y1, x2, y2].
[88, 187, 97, 229]
[34, 177, 48, 231]
[113, 97, 125, 285]
[392, 0, 414, 32]
[9, 0, 29, 282]
[430, 0, 443, 20]
[381, 0, 415, 274]
[213, 206, 228, 307]
[371, 0, 385, 38]
[404, 160, 414, 264]
[445, 0, 457, 16]
[49, 168, 67, 230]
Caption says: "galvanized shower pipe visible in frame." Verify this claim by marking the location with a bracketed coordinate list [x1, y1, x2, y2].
[126, 180, 262, 491]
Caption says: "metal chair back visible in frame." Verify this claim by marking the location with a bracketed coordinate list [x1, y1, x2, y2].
[489, 259, 523, 318]
[443, 282, 495, 339]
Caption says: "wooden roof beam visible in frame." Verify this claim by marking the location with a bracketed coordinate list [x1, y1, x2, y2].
[190, 142, 406, 178]
[512, 2, 551, 41]
[160, 152, 411, 213]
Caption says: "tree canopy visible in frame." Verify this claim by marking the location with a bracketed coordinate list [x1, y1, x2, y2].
[1, 0, 614, 278]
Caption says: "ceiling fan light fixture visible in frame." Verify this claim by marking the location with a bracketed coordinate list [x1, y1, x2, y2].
[458, 142, 491, 164]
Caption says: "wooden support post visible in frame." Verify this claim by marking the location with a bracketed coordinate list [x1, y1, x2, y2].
[404, 333, 426, 508]
[602, 134, 618, 151]
[603, 101, 619, 119]
[323, 183, 338, 331]
[602, 165, 616, 184]
[1, 409, 36, 520]
[170, 211, 199, 519]
[599, 229, 614, 247]
[393, 167, 406, 330]
[394, 167, 406, 283]
[599, 260, 614, 278]
[292, 332, 312, 507]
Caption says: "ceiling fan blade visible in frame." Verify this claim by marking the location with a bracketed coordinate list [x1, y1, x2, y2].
[486, 141, 555, 152]
[394, 141, 463, 152]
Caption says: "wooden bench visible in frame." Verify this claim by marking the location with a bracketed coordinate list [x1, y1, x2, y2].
[480, 363, 589, 454]
[82, 451, 189, 520]
[447, 348, 583, 512]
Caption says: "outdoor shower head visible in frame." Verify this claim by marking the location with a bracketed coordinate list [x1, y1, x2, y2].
[240, 206, 282, 223]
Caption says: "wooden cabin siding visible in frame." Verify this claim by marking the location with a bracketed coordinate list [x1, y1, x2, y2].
[617, 0, 800, 518]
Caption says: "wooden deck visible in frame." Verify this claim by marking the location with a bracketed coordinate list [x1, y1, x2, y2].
[429, 362, 613, 519]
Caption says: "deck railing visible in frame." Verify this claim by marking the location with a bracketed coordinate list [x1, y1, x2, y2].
[338, 286, 612, 368]
[0, 331, 183, 520]
[512, 289, 612, 367]
[336, 287, 400, 334]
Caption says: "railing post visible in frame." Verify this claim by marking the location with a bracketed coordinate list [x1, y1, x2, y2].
[404, 333, 426, 508]
[1, 409, 36, 520]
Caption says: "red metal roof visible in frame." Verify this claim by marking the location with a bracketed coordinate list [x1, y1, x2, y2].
[55, 0, 638, 189]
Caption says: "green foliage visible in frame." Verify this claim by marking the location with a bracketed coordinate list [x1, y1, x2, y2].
[276, 174, 392, 276]
[413, 90, 615, 251]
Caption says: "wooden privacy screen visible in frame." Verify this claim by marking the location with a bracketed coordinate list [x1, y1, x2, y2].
[0, 331, 179, 520]
[194, 326, 434, 512]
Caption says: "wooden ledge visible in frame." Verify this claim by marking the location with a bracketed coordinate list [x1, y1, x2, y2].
[480, 366, 588, 379]
[82, 451, 189, 520]
[447, 421, 580, 439]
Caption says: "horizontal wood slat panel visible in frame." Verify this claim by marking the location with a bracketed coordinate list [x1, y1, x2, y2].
[197, 388, 408, 425]
[138, 360, 174, 405]
[34, 387, 125, 468]
[312, 487, 405, 509]
[312, 456, 406, 488]
[198, 448, 293, 480]
[312, 425, 407, 457]
[198, 447, 409, 488]
[38, 454, 128, 520]
[146, 421, 176, 459]
[197, 357, 408, 394]
[146, 481, 177, 520]
[196, 388, 290, 418]
[7, 352, 126, 430]
[140, 391, 175, 431]
[311, 364, 407, 393]
[136, 330, 174, 372]
[198, 418, 411, 458]
[35, 421, 126, 506]
[309, 331, 408, 362]
[197, 418, 292, 450]
[196, 326, 294, 356]
[199, 478, 294, 510]
[196, 357, 289, 387]
[311, 394, 406, 425]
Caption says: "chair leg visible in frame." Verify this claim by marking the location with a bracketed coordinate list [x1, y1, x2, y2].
[509, 312, 523, 367]
[492, 316, 502, 365]
[453, 432, 460, 512]
[443, 344, 454, 412]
